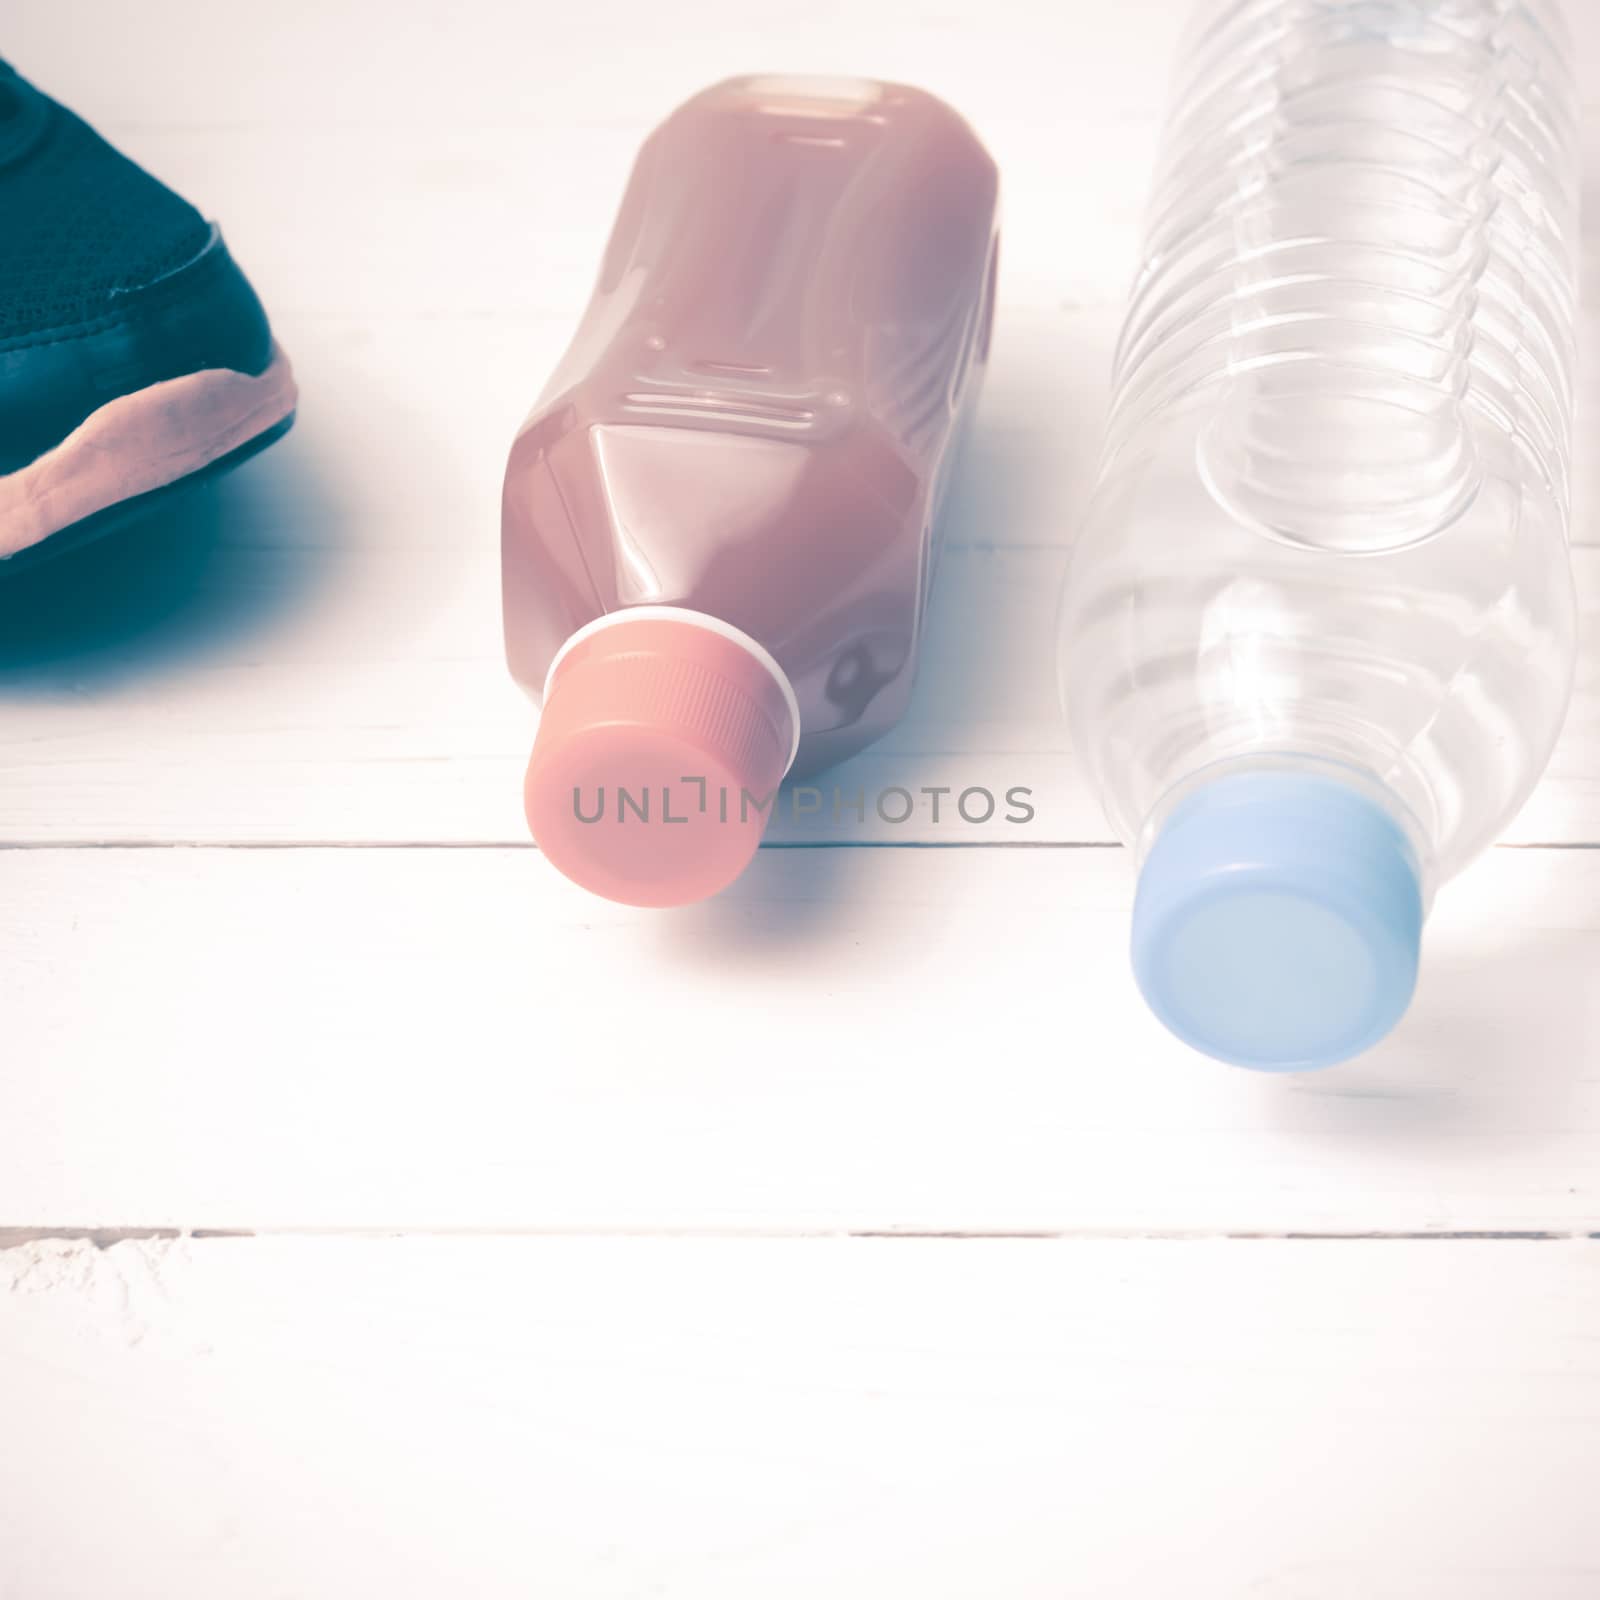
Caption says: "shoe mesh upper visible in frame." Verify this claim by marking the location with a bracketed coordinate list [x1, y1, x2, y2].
[0, 61, 212, 342]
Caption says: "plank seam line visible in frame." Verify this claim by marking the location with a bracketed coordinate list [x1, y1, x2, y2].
[2, 1227, 1596, 1248]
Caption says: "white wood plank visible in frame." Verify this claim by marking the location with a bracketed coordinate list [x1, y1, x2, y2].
[2, 1233, 1596, 1598]
[3, 4, 1599, 848]
[0, 297, 1121, 844]
[0, 295, 1593, 848]
[20, 118, 1600, 545]
[11, 0, 1186, 134]
[2, 844, 1596, 1232]
[2, 489, 1596, 844]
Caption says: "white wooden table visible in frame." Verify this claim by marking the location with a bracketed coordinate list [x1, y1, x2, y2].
[3, 3, 1598, 1594]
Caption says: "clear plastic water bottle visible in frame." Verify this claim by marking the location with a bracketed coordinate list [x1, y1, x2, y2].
[1059, 0, 1580, 1070]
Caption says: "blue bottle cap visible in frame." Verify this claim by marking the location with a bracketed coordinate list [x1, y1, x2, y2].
[1131, 770, 1424, 1071]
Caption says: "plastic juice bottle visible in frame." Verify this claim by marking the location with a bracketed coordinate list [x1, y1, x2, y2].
[1059, 0, 1579, 1070]
[503, 75, 999, 907]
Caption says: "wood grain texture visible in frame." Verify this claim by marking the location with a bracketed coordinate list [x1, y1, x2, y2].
[2, 1234, 1597, 1599]
[3, 4, 1600, 1591]
[2, 843, 1595, 1233]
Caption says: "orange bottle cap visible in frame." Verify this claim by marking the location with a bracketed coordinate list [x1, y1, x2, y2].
[525, 611, 798, 907]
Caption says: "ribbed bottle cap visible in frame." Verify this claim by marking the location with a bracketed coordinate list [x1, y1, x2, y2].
[1131, 771, 1424, 1071]
[525, 615, 796, 907]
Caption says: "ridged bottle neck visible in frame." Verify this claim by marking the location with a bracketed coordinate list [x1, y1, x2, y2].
[1104, 0, 1578, 554]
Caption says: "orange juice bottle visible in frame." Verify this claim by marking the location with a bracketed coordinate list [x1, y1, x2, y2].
[503, 76, 999, 905]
